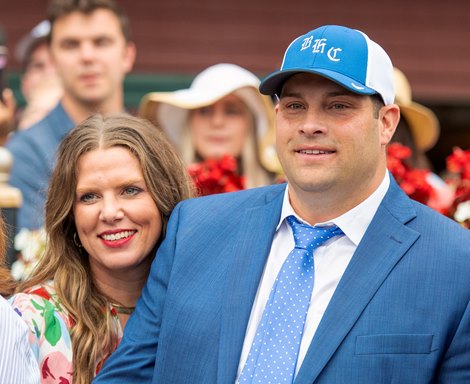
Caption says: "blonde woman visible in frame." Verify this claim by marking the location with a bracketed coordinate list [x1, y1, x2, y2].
[139, 63, 282, 191]
[10, 114, 194, 383]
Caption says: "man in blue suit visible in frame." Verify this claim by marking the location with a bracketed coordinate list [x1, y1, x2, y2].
[95, 25, 470, 383]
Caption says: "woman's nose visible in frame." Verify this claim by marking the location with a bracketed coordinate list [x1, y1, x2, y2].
[210, 108, 225, 127]
[99, 197, 124, 223]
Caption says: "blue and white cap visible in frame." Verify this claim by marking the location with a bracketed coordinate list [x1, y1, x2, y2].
[259, 25, 395, 105]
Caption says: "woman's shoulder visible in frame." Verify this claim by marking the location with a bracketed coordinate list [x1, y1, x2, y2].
[9, 282, 74, 382]
[11, 282, 57, 308]
[10, 282, 73, 331]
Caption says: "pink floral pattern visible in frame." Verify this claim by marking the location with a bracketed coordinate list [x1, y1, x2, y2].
[9, 283, 123, 383]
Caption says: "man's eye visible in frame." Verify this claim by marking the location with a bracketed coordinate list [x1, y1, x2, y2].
[287, 103, 304, 110]
[61, 41, 79, 49]
[95, 37, 113, 47]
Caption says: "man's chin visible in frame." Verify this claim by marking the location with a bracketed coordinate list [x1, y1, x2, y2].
[76, 93, 108, 107]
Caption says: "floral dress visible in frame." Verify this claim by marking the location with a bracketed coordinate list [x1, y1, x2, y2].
[9, 283, 123, 383]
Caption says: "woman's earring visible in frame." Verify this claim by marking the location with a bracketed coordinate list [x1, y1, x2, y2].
[73, 232, 83, 248]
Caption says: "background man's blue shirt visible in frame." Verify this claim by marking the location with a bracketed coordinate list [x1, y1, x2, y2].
[6, 102, 75, 230]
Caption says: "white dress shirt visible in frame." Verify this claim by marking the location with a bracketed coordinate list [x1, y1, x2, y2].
[0, 295, 39, 384]
[237, 172, 390, 379]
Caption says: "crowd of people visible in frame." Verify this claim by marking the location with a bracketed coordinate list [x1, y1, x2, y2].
[0, 0, 469, 383]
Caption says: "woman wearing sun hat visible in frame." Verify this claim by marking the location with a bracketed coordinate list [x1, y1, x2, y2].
[139, 63, 281, 190]
[391, 67, 440, 169]
[391, 67, 454, 212]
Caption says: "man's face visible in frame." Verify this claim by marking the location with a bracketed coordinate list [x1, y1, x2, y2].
[50, 9, 135, 107]
[275, 73, 397, 216]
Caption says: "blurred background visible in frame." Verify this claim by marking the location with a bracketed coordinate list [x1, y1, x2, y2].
[1, 0, 469, 172]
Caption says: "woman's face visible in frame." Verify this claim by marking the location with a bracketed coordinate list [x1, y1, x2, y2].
[73, 147, 162, 281]
[189, 93, 252, 160]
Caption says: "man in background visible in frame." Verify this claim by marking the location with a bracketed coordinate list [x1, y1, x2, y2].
[6, 0, 136, 230]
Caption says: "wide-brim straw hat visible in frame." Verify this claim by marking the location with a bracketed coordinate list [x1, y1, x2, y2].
[393, 67, 440, 151]
[139, 63, 281, 174]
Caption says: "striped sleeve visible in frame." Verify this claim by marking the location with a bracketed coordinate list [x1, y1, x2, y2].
[0, 296, 39, 384]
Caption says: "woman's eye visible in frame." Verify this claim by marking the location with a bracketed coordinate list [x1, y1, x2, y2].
[225, 108, 243, 115]
[195, 107, 212, 116]
[123, 187, 141, 196]
[79, 193, 97, 203]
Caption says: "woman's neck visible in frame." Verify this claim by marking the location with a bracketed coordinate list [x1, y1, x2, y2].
[92, 265, 150, 308]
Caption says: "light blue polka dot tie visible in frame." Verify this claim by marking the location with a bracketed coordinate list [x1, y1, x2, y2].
[238, 215, 344, 384]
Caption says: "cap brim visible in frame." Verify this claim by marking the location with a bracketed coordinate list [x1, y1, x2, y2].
[259, 68, 377, 97]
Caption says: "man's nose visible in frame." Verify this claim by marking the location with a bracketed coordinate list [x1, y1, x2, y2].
[79, 42, 96, 61]
[299, 109, 328, 135]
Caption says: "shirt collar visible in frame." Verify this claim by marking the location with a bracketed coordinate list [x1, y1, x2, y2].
[277, 171, 391, 246]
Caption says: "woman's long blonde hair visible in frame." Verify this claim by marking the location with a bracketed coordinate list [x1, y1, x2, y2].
[18, 113, 194, 383]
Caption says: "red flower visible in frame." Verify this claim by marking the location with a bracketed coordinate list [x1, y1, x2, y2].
[444, 147, 470, 223]
[446, 147, 470, 179]
[188, 155, 245, 196]
[388, 144, 469, 225]
[387, 143, 435, 206]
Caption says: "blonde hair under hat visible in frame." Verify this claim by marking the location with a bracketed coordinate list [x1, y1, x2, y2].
[139, 63, 281, 176]
[393, 68, 440, 151]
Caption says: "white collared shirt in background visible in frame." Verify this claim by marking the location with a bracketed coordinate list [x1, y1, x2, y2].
[237, 172, 390, 379]
[0, 295, 39, 384]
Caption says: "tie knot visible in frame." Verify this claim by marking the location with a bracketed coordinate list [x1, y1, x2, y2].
[287, 215, 343, 251]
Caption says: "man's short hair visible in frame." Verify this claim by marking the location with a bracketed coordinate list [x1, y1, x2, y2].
[371, 94, 385, 119]
[47, 0, 132, 42]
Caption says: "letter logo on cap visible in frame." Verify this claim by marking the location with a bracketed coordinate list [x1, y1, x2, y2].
[301, 36, 313, 51]
[327, 47, 342, 62]
[312, 38, 327, 53]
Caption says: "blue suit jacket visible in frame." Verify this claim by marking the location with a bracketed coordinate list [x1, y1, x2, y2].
[95, 179, 470, 383]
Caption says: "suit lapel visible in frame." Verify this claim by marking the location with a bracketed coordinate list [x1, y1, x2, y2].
[217, 186, 285, 384]
[295, 181, 420, 384]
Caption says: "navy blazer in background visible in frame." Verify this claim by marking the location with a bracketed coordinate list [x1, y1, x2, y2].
[95, 179, 470, 383]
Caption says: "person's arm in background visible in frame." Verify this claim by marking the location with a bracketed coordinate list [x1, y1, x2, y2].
[0, 88, 16, 145]
[6, 128, 49, 230]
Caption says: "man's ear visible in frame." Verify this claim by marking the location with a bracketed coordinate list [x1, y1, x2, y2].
[379, 104, 400, 145]
[123, 41, 136, 74]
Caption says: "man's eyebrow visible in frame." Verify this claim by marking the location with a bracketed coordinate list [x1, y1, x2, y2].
[325, 90, 362, 98]
[279, 89, 360, 99]
[279, 90, 302, 99]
